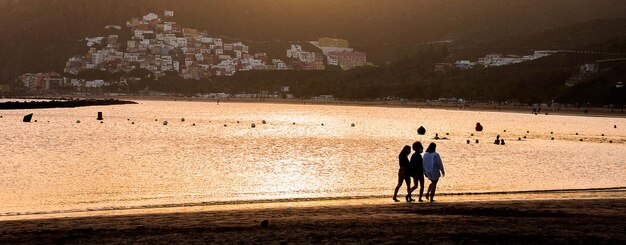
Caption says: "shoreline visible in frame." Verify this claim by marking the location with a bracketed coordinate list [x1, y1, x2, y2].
[3, 187, 625, 220]
[1, 197, 625, 243]
[0, 98, 136, 110]
[6, 95, 625, 118]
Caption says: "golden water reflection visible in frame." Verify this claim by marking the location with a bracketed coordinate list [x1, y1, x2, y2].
[0, 100, 625, 215]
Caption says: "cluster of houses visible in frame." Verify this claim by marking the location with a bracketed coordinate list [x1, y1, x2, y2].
[285, 38, 371, 71]
[17, 11, 371, 92]
[454, 51, 556, 70]
[17, 72, 134, 93]
[64, 11, 289, 80]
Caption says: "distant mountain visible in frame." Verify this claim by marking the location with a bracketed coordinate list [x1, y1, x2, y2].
[2, 0, 626, 82]
[457, 18, 626, 58]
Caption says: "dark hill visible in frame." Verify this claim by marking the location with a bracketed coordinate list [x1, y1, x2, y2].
[2, 0, 626, 82]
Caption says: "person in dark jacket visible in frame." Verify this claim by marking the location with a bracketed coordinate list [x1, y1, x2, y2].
[408, 141, 425, 202]
[393, 145, 412, 202]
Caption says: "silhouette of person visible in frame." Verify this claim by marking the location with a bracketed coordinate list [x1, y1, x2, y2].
[494, 135, 501, 145]
[423, 143, 445, 202]
[500, 139, 506, 145]
[393, 145, 412, 202]
[475, 123, 483, 132]
[408, 142, 425, 202]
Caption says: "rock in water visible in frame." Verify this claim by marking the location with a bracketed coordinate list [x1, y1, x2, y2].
[417, 126, 426, 135]
[261, 220, 269, 227]
[23, 113, 33, 122]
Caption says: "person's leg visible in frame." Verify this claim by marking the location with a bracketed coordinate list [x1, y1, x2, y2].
[430, 179, 439, 202]
[418, 176, 425, 202]
[404, 175, 412, 201]
[409, 176, 417, 194]
[425, 178, 432, 200]
[393, 171, 404, 201]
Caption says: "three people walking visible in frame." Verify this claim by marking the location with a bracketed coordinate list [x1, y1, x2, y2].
[393, 142, 445, 203]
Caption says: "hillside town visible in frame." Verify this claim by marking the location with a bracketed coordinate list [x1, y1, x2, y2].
[18, 11, 371, 92]
[453, 50, 556, 70]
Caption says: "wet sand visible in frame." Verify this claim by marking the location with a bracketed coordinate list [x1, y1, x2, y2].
[1, 198, 625, 244]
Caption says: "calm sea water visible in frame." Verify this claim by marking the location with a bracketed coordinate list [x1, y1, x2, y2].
[1, 100, 625, 216]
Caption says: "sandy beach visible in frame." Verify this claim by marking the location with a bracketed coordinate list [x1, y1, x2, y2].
[1, 197, 625, 244]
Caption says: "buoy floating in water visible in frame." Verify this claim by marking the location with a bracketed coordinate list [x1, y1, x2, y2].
[551, 137, 554, 140]
[155, 119, 158, 122]
[100, 121, 103, 124]
[417, 126, 426, 135]
[351, 123, 356, 127]
[76, 120, 81, 124]
[192, 123, 196, 126]
[609, 140, 613, 143]
[181, 118, 185, 122]
[526, 131, 530, 133]
[262, 120, 267, 124]
[132, 122, 135, 124]
[251, 123, 256, 128]
[224, 124, 228, 127]
[601, 134, 605, 136]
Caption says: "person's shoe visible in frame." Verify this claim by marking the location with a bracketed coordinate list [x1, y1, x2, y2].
[425, 193, 430, 200]
[430, 199, 436, 203]
[393, 197, 400, 202]
[418, 199, 424, 203]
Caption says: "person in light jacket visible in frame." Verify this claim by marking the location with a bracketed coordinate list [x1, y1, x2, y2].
[423, 143, 445, 202]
